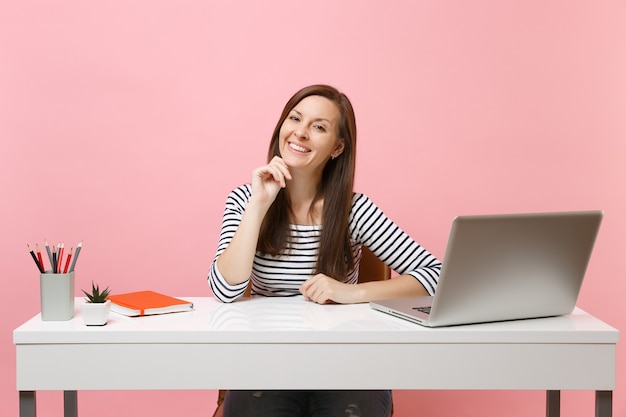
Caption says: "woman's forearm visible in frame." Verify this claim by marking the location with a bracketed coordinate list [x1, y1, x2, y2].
[216, 200, 268, 285]
[351, 275, 429, 304]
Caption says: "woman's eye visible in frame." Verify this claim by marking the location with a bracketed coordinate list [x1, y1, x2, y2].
[289, 115, 300, 122]
[314, 124, 326, 132]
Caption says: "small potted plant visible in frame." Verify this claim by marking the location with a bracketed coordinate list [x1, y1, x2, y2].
[81, 281, 111, 326]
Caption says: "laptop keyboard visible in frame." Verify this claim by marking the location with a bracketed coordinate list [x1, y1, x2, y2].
[412, 306, 431, 315]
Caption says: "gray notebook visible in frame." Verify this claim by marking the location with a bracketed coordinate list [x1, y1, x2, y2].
[370, 210, 603, 327]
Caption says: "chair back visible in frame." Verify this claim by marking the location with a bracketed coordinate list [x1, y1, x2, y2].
[358, 245, 391, 282]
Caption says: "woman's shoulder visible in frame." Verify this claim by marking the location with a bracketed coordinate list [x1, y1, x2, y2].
[231, 183, 252, 195]
[350, 191, 381, 215]
[351, 191, 375, 206]
[225, 184, 253, 204]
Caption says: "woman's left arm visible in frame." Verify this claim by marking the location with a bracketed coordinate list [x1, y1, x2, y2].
[300, 193, 442, 304]
[300, 273, 429, 304]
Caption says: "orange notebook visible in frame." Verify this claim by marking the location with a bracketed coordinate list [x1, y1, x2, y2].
[107, 291, 194, 317]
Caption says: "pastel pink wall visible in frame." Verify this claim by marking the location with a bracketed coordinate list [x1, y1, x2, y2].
[1, 1, 624, 416]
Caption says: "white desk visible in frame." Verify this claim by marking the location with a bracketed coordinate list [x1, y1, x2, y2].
[14, 297, 618, 417]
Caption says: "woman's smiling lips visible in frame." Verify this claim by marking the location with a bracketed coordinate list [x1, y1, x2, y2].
[288, 141, 310, 153]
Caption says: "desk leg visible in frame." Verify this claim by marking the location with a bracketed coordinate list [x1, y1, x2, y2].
[595, 391, 612, 417]
[19, 391, 36, 417]
[546, 390, 560, 417]
[64, 391, 78, 417]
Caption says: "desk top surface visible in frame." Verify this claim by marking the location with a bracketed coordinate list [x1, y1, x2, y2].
[14, 296, 619, 345]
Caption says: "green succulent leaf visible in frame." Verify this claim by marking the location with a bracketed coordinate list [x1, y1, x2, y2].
[82, 281, 111, 303]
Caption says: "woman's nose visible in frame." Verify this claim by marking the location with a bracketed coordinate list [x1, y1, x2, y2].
[294, 128, 308, 140]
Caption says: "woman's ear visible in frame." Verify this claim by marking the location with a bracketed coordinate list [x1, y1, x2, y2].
[332, 139, 345, 159]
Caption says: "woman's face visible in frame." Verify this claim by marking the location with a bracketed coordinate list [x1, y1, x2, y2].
[278, 95, 345, 175]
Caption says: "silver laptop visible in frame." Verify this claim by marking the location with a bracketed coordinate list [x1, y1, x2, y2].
[370, 210, 603, 327]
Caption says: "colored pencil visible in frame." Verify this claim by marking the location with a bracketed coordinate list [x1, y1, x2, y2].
[57, 242, 64, 274]
[28, 244, 44, 273]
[69, 241, 82, 272]
[44, 240, 54, 270]
[35, 244, 45, 271]
[63, 247, 73, 274]
[52, 246, 57, 273]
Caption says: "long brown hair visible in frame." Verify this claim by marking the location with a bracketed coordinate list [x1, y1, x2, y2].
[257, 84, 357, 280]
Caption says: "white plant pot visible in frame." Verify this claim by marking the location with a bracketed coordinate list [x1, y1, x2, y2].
[81, 300, 111, 326]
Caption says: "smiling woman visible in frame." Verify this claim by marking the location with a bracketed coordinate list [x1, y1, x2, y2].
[209, 84, 441, 304]
[279, 95, 345, 174]
[3, 1, 623, 416]
[206, 84, 442, 417]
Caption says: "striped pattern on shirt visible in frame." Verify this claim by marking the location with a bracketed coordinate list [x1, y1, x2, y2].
[208, 184, 441, 303]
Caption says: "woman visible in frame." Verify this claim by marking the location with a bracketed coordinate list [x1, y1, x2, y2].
[208, 84, 441, 417]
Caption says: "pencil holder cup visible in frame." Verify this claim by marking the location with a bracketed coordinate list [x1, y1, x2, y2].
[39, 271, 75, 321]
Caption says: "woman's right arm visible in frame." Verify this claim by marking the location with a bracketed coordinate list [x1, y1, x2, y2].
[208, 158, 291, 302]
[208, 185, 255, 302]
[215, 196, 268, 285]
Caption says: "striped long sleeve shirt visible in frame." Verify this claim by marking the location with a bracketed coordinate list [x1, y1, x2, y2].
[208, 184, 441, 303]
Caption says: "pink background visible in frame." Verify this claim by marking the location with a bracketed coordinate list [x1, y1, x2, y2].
[1, 1, 624, 416]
